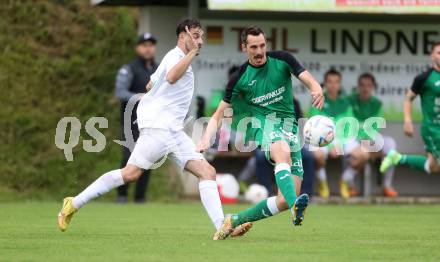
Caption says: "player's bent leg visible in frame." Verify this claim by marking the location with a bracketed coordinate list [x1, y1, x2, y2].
[274, 179, 300, 212]
[184, 159, 227, 240]
[427, 153, 440, 174]
[225, 185, 299, 239]
[270, 140, 297, 208]
[313, 150, 326, 168]
[57, 166, 142, 232]
[341, 165, 358, 199]
[380, 137, 399, 197]
[314, 149, 330, 199]
[381, 149, 432, 174]
[340, 148, 365, 199]
[348, 147, 369, 170]
[185, 159, 216, 180]
[227, 196, 282, 239]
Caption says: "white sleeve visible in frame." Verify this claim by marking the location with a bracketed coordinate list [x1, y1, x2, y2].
[149, 70, 159, 85]
[165, 51, 182, 75]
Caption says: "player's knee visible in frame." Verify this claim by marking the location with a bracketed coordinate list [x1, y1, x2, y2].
[200, 164, 217, 180]
[349, 150, 368, 169]
[121, 165, 142, 183]
[270, 141, 291, 164]
[314, 151, 326, 168]
[351, 159, 364, 171]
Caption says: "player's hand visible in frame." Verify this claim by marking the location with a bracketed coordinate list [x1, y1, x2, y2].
[310, 88, 324, 109]
[403, 120, 414, 137]
[185, 26, 199, 54]
[196, 138, 211, 153]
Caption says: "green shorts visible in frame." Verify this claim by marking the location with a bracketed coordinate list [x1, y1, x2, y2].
[249, 122, 304, 179]
[421, 125, 440, 164]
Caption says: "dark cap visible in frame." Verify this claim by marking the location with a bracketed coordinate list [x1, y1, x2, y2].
[137, 32, 157, 45]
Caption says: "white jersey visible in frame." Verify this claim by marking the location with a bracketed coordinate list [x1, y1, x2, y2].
[136, 46, 194, 131]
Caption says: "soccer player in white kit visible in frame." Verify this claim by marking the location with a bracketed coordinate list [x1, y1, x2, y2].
[57, 19, 244, 240]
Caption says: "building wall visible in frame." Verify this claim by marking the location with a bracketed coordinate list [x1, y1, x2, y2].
[139, 7, 187, 59]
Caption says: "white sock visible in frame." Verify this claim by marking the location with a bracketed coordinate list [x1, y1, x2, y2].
[382, 136, 397, 155]
[267, 196, 280, 216]
[383, 167, 395, 188]
[342, 167, 357, 186]
[424, 160, 431, 174]
[72, 169, 124, 209]
[199, 180, 225, 230]
[316, 168, 327, 182]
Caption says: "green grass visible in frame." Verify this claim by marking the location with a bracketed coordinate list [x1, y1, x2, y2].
[1, 202, 440, 261]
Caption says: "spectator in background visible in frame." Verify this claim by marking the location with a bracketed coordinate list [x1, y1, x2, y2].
[310, 69, 368, 199]
[347, 73, 399, 197]
[114, 33, 158, 203]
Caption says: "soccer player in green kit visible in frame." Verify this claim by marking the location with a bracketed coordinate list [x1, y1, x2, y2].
[197, 26, 324, 240]
[310, 69, 368, 199]
[348, 73, 399, 197]
[381, 42, 440, 175]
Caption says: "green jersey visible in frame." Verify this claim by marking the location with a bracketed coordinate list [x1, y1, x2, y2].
[309, 92, 353, 120]
[223, 51, 306, 177]
[411, 68, 440, 127]
[224, 51, 305, 122]
[411, 68, 440, 160]
[347, 93, 384, 141]
[309, 92, 353, 144]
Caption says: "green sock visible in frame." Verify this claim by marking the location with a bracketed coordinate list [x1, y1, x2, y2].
[399, 155, 427, 172]
[231, 199, 273, 227]
[274, 163, 297, 208]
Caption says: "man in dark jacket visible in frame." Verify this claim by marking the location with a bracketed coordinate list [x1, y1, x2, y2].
[115, 33, 158, 203]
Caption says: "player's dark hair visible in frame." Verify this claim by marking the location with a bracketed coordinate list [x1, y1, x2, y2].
[323, 69, 342, 82]
[431, 41, 440, 53]
[241, 26, 265, 44]
[358, 73, 377, 88]
[176, 18, 202, 36]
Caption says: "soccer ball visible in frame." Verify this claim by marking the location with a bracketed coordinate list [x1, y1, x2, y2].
[303, 115, 335, 147]
[216, 173, 239, 204]
[244, 184, 269, 204]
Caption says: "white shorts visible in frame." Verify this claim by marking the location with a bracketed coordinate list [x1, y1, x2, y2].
[127, 128, 204, 170]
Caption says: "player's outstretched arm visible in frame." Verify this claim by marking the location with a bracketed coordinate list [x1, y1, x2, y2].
[403, 90, 417, 137]
[166, 26, 200, 84]
[166, 50, 198, 84]
[196, 100, 232, 152]
[298, 71, 324, 109]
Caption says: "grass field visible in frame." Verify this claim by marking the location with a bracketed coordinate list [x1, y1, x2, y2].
[1, 202, 440, 261]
